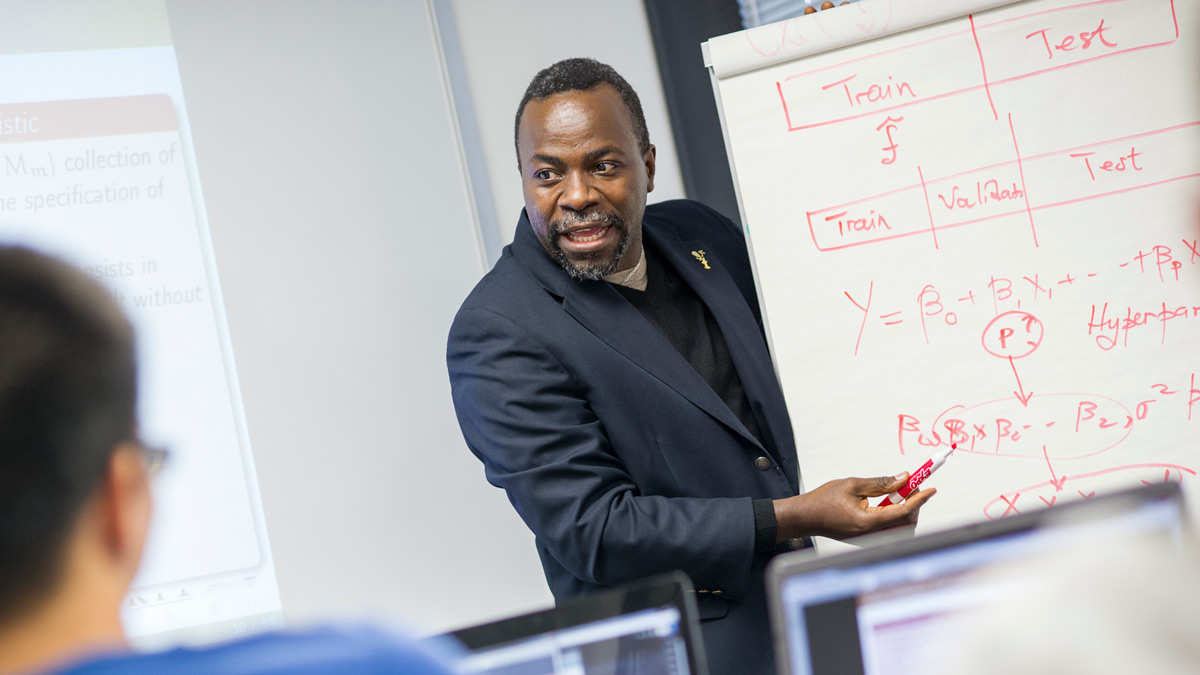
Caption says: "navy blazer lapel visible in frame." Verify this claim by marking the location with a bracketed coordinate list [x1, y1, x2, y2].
[644, 219, 794, 466]
[510, 211, 762, 448]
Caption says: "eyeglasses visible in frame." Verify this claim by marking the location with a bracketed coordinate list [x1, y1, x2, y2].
[135, 441, 171, 478]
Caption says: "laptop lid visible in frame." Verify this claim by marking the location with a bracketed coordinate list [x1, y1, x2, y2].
[447, 571, 708, 675]
[766, 483, 1188, 675]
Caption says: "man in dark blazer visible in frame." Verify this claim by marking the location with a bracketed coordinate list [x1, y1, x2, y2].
[447, 58, 934, 675]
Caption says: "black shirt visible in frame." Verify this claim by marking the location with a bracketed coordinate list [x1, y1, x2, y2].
[613, 248, 764, 445]
[613, 248, 778, 553]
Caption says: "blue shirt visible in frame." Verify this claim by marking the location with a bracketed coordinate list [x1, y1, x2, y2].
[49, 626, 459, 675]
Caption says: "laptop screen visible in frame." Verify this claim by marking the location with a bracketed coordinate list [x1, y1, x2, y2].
[448, 572, 706, 675]
[768, 484, 1187, 675]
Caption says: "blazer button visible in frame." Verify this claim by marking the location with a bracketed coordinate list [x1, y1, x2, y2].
[754, 456, 771, 471]
[788, 537, 806, 551]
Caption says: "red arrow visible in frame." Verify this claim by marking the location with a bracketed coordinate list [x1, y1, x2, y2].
[1008, 356, 1033, 407]
[1043, 444, 1067, 492]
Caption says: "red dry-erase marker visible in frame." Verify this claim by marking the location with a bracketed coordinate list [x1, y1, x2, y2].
[877, 443, 956, 507]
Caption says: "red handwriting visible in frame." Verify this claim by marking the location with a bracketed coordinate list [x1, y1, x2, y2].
[830, 209, 890, 237]
[844, 281, 874, 357]
[1043, 445, 1067, 491]
[999, 493, 1022, 516]
[935, 179, 1025, 210]
[846, 239, 1199, 354]
[743, 17, 816, 59]
[1025, 18, 1118, 60]
[899, 391, 1144, 459]
[1023, 274, 1050, 301]
[897, 377, 1195, 469]
[1184, 238, 1200, 264]
[803, 123, 1199, 252]
[1087, 301, 1200, 351]
[1071, 147, 1143, 180]
[1009, 355, 1034, 407]
[1147, 376, 1200, 422]
[825, 74, 916, 108]
[981, 310, 1043, 360]
[875, 115, 904, 165]
[1131, 245, 1183, 282]
[917, 285, 957, 344]
[775, 5, 1177, 133]
[983, 464, 1196, 520]
[897, 413, 945, 453]
[1192, 373, 1198, 421]
[1142, 469, 1175, 486]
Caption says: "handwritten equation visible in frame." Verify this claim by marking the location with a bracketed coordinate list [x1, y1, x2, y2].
[895, 310, 1198, 519]
[712, 0, 1200, 529]
[845, 237, 1200, 354]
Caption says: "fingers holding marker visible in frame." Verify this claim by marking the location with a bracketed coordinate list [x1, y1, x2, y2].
[877, 444, 956, 507]
[891, 486, 937, 526]
[859, 472, 909, 498]
[806, 2, 853, 15]
[775, 445, 949, 540]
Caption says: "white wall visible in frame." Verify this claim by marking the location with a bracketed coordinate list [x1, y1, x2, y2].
[166, 0, 552, 632]
[0, 0, 689, 641]
[448, 0, 687, 249]
[152, 0, 686, 637]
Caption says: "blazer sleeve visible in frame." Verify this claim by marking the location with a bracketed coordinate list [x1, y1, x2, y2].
[447, 306, 759, 600]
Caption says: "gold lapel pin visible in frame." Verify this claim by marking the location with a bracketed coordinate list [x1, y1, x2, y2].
[691, 250, 711, 269]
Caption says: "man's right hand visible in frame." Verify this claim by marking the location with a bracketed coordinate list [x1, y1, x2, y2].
[773, 474, 936, 542]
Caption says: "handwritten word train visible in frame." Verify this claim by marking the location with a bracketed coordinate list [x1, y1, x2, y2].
[824, 74, 916, 109]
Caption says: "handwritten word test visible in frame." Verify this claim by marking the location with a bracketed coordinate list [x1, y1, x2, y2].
[709, 0, 1200, 538]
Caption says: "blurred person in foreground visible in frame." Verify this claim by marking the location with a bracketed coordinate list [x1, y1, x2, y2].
[0, 245, 456, 675]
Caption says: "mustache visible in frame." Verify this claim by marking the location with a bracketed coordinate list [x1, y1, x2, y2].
[549, 210, 625, 236]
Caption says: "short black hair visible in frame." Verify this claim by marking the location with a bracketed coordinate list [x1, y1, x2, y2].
[0, 246, 137, 620]
[514, 57, 651, 168]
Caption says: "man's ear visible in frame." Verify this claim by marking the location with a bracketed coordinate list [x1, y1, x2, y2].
[98, 443, 153, 577]
[644, 145, 656, 194]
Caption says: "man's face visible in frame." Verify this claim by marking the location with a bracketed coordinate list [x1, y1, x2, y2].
[517, 85, 656, 280]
